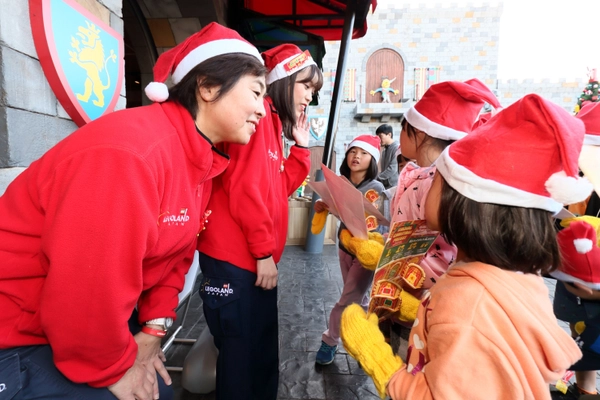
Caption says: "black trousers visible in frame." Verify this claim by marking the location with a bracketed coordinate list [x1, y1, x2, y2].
[198, 253, 279, 400]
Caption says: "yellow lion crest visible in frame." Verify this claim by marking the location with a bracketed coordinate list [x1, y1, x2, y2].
[68, 21, 117, 107]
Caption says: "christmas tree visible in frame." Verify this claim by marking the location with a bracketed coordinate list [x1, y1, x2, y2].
[575, 68, 599, 114]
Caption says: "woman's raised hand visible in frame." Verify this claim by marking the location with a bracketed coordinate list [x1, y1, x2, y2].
[292, 111, 310, 147]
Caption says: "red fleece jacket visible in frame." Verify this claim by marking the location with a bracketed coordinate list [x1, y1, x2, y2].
[0, 101, 228, 387]
[198, 98, 310, 272]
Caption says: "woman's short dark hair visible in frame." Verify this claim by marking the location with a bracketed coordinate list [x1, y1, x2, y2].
[402, 118, 453, 154]
[168, 53, 267, 119]
[267, 64, 324, 141]
[339, 147, 379, 183]
[437, 176, 560, 275]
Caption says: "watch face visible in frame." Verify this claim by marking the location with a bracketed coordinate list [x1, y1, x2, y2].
[165, 318, 173, 328]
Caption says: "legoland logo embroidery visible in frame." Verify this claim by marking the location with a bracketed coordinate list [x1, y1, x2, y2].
[268, 149, 279, 162]
[160, 208, 190, 226]
[30, 0, 124, 127]
[202, 281, 234, 297]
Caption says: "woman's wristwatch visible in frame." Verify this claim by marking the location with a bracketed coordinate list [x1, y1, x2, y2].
[141, 317, 173, 338]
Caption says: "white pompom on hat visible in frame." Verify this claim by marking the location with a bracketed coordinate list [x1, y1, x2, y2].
[262, 43, 317, 85]
[404, 78, 502, 141]
[347, 134, 381, 164]
[144, 22, 263, 103]
[435, 94, 593, 215]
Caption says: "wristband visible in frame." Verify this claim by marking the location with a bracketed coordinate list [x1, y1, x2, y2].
[141, 326, 167, 338]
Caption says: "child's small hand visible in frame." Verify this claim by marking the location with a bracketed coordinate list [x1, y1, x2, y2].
[314, 200, 329, 213]
[564, 281, 600, 300]
[341, 304, 403, 398]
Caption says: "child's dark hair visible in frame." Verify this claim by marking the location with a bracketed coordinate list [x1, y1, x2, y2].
[402, 118, 453, 154]
[267, 64, 323, 141]
[169, 53, 267, 119]
[437, 176, 560, 275]
[339, 147, 379, 182]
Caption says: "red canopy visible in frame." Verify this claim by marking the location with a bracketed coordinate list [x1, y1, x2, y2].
[243, 0, 377, 41]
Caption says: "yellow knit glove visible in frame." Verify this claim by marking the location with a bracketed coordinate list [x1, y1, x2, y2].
[339, 229, 384, 271]
[397, 290, 421, 323]
[368, 231, 385, 246]
[311, 210, 329, 234]
[341, 304, 403, 398]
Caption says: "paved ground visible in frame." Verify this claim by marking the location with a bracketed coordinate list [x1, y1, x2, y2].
[165, 245, 598, 400]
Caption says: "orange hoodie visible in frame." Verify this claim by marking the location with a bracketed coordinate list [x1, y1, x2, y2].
[387, 261, 582, 400]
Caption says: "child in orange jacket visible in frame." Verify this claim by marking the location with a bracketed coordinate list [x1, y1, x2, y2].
[340, 94, 588, 399]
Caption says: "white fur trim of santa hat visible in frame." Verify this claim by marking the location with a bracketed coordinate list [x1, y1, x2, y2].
[584, 134, 600, 145]
[435, 147, 575, 215]
[172, 39, 262, 84]
[404, 106, 467, 141]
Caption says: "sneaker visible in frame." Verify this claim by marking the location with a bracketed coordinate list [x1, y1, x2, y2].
[315, 341, 337, 365]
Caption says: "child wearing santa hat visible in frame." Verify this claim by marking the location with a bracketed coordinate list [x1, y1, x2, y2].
[197, 43, 322, 400]
[310, 134, 388, 365]
[553, 100, 600, 397]
[0, 22, 267, 400]
[552, 216, 600, 398]
[340, 94, 589, 399]
[388, 78, 502, 310]
[336, 79, 502, 355]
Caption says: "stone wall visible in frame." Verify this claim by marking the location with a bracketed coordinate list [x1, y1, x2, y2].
[0, 0, 125, 191]
[307, 2, 584, 170]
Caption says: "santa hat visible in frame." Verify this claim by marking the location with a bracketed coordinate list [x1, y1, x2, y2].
[577, 102, 600, 198]
[145, 22, 262, 102]
[435, 94, 593, 215]
[577, 101, 600, 145]
[348, 134, 381, 164]
[262, 44, 317, 85]
[551, 219, 600, 289]
[404, 78, 502, 141]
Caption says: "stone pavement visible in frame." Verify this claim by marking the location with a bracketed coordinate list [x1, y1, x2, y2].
[166, 245, 598, 400]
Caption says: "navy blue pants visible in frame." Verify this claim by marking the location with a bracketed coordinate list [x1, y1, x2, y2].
[198, 253, 279, 400]
[0, 312, 173, 400]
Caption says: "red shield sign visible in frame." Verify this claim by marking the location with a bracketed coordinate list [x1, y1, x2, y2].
[30, 0, 124, 127]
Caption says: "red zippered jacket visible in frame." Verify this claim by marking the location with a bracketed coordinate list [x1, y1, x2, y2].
[198, 98, 310, 272]
[0, 101, 228, 387]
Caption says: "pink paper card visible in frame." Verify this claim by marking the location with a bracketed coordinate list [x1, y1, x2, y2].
[320, 164, 369, 240]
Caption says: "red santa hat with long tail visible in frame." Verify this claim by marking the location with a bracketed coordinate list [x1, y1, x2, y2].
[435, 94, 593, 215]
[145, 22, 263, 102]
[404, 78, 502, 141]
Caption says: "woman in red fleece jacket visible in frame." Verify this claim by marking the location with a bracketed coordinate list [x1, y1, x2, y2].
[0, 23, 267, 400]
[197, 44, 323, 400]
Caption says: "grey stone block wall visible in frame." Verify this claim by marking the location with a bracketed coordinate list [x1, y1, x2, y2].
[0, 0, 126, 184]
[307, 2, 586, 170]
[309, 2, 505, 171]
